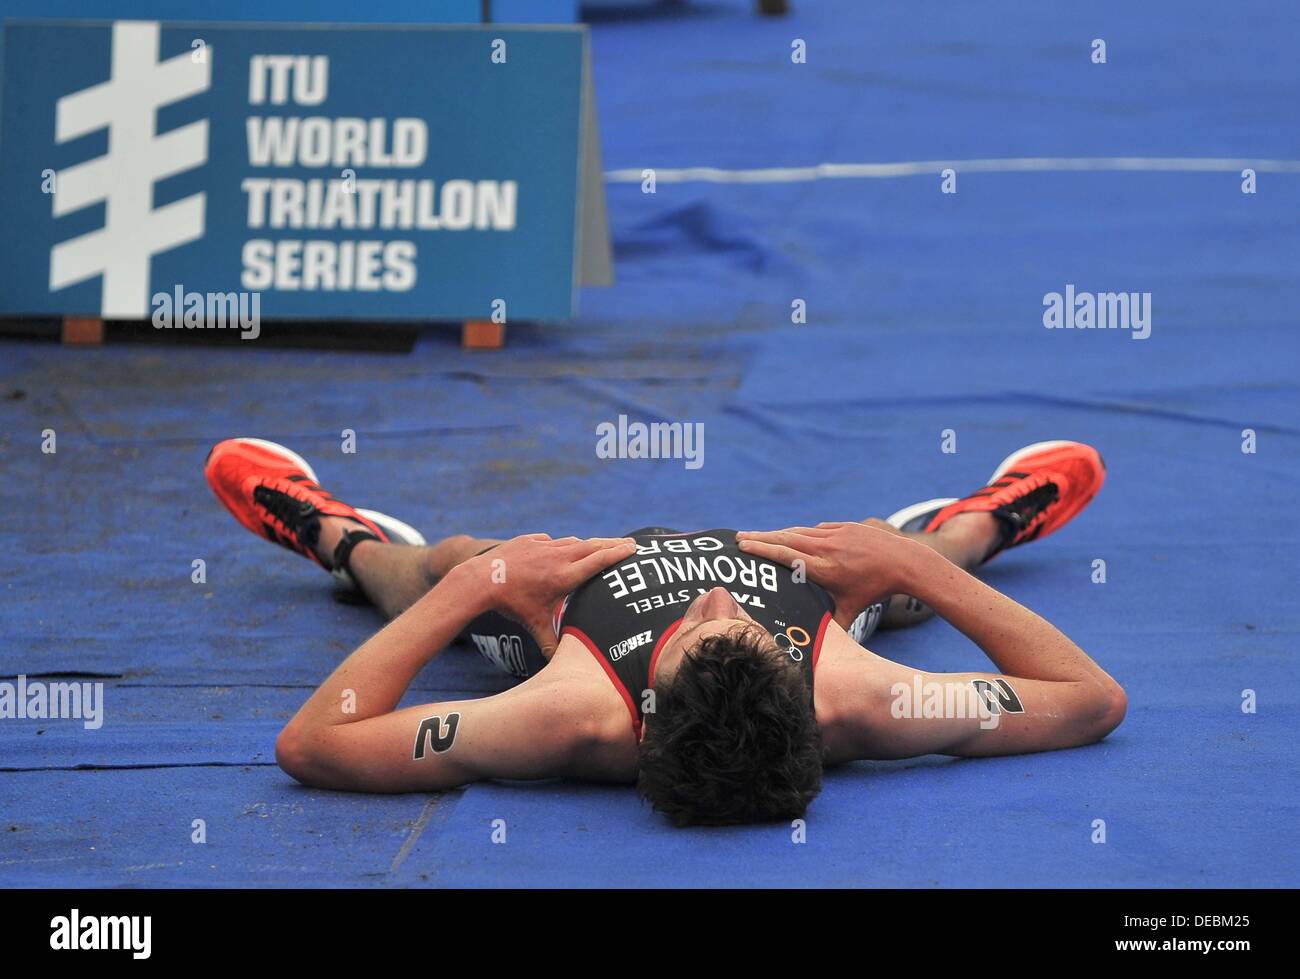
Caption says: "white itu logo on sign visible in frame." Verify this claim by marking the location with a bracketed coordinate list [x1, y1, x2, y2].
[49, 21, 211, 317]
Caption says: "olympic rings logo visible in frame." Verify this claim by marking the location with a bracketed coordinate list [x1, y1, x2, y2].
[773, 625, 812, 661]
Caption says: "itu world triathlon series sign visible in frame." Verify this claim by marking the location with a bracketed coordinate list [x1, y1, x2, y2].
[0, 20, 610, 322]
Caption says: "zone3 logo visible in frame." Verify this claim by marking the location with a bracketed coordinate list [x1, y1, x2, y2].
[609, 630, 653, 661]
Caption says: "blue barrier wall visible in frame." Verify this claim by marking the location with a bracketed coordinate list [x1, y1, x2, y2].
[0, 21, 589, 321]
[0, 2, 579, 25]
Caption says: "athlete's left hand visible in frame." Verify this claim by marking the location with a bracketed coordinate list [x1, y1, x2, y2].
[463, 534, 638, 656]
[737, 521, 928, 626]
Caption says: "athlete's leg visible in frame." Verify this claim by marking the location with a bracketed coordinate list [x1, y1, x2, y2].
[870, 440, 1107, 631]
[869, 512, 998, 629]
[316, 515, 502, 620]
[204, 437, 510, 620]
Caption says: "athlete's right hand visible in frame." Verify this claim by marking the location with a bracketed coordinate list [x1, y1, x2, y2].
[462, 533, 637, 656]
[737, 522, 930, 625]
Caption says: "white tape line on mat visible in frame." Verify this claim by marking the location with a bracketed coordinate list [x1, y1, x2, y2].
[604, 157, 1300, 183]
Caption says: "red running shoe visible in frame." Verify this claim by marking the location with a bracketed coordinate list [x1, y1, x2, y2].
[204, 437, 424, 588]
[887, 440, 1106, 563]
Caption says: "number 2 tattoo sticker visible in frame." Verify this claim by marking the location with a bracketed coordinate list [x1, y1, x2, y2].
[413, 712, 461, 760]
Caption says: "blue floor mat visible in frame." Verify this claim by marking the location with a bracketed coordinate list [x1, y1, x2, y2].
[2, 0, 1297, 887]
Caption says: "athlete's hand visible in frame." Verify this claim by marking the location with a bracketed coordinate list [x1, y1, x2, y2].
[737, 521, 926, 625]
[465, 533, 637, 656]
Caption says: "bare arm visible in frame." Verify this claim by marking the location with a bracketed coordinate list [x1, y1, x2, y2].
[275, 669, 618, 793]
[843, 545, 1125, 758]
[738, 524, 1127, 760]
[899, 543, 1120, 689]
[283, 562, 491, 737]
[276, 535, 636, 791]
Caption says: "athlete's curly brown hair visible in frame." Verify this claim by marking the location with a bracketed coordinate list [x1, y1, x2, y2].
[637, 625, 823, 826]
